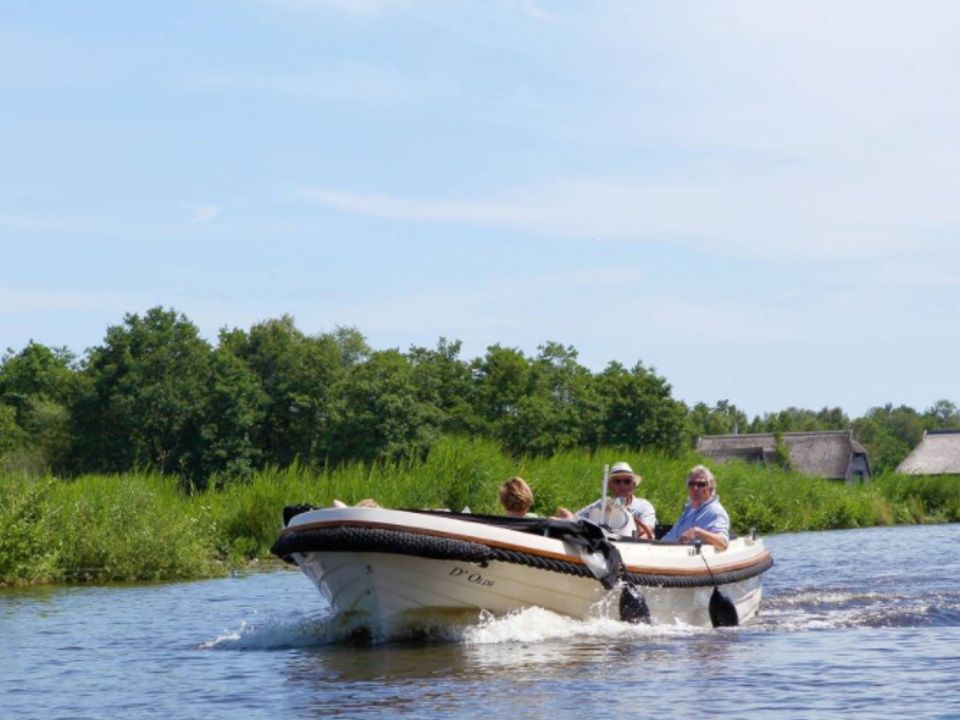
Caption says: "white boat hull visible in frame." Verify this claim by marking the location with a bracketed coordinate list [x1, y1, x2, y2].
[274, 507, 772, 629]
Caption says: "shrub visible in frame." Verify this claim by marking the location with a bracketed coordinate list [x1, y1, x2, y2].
[0, 474, 60, 585]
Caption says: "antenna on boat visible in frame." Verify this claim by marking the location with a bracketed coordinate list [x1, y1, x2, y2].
[600, 464, 609, 528]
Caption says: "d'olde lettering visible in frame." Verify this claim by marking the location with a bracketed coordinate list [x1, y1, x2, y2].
[448, 566, 494, 587]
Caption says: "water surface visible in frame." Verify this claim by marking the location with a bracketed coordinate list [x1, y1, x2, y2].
[4, 524, 960, 719]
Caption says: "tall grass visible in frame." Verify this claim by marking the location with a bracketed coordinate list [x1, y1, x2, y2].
[0, 474, 60, 584]
[0, 472, 219, 585]
[2, 436, 959, 586]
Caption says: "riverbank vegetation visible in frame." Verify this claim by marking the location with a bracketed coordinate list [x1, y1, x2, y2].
[2, 437, 959, 586]
[2, 307, 959, 484]
[3, 307, 959, 586]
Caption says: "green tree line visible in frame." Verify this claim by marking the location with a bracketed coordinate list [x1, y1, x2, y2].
[2, 306, 958, 483]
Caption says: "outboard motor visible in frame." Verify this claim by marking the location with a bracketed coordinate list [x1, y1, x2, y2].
[708, 587, 739, 627]
[693, 539, 740, 628]
[619, 584, 651, 624]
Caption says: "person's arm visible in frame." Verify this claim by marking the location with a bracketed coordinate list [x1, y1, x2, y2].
[636, 502, 656, 532]
[635, 521, 654, 540]
[678, 525, 728, 551]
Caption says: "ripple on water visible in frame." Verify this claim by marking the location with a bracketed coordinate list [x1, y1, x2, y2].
[759, 583, 960, 632]
[9, 525, 960, 720]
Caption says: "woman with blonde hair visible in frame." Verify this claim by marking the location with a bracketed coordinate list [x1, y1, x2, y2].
[499, 476, 537, 518]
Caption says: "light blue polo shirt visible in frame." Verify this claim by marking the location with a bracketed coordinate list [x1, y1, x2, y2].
[663, 496, 729, 542]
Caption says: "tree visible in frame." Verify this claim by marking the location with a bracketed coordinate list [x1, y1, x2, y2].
[0, 342, 79, 402]
[687, 399, 749, 442]
[749, 406, 849, 433]
[924, 399, 960, 429]
[466, 342, 600, 456]
[852, 404, 926, 473]
[223, 316, 345, 467]
[329, 349, 441, 463]
[331, 326, 371, 367]
[198, 345, 267, 482]
[772, 428, 791, 469]
[0, 402, 26, 456]
[0, 342, 81, 471]
[470, 344, 531, 430]
[70, 307, 212, 478]
[498, 342, 599, 456]
[407, 338, 480, 437]
[595, 361, 686, 454]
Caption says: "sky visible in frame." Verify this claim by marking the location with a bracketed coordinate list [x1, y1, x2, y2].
[1, 0, 958, 419]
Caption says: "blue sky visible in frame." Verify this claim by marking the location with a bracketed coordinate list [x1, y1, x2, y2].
[2, 0, 958, 419]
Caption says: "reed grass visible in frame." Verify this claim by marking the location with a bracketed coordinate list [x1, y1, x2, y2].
[2, 436, 958, 586]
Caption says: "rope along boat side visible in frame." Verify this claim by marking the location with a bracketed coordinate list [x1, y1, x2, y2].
[272, 506, 774, 628]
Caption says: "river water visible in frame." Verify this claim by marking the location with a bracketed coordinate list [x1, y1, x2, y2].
[3, 523, 960, 719]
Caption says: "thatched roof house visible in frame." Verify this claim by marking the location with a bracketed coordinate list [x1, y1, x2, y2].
[896, 430, 960, 475]
[696, 430, 871, 483]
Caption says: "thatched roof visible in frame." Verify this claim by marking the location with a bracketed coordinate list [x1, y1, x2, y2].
[696, 430, 868, 480]
[896, 430, 960, 475]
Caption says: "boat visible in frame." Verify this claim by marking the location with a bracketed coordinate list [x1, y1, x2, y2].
[271, 504, 774, 630]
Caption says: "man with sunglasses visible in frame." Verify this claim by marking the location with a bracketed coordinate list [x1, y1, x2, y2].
[555, 461, 657, 539]
[662, 464, 730, 550]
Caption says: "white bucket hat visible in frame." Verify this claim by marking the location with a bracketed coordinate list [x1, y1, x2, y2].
[609, 461, 638, 481]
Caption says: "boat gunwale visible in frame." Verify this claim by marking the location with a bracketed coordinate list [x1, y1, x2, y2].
[278, 513, 773, 579]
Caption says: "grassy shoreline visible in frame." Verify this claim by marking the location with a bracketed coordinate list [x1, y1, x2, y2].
[2, 437, 958, 587]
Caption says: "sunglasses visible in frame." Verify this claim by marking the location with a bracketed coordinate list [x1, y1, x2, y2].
[610, 476, 635, 486]
[687, 481, 709, 489]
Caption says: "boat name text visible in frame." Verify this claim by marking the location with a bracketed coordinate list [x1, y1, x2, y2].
[449, 567, 495, 587]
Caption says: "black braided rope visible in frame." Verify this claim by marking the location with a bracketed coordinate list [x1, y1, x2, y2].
[623, 553, 775, 588]
[487, 547, 594, 579]
[271, 525, 773, 589]
[271, 526, 494, 565]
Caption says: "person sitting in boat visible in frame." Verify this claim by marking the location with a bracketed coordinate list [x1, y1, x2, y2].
[554, 461, 656, 539]
[330, 498, 381, 508]
[499, 476, 538, 517]
[662, 464, 729, 551]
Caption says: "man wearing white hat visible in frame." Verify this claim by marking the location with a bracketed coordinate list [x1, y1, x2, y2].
[555, 461, 657, 539]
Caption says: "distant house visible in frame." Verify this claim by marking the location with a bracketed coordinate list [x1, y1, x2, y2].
[896, 429, 960, 475]
[696, 430, 871, 483]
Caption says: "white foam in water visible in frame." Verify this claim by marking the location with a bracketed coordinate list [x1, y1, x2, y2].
[463, 606, 703, 645]
[773, 589, 883, 606]
[200, 603, 707, 649]
[756, 585, 960, 632]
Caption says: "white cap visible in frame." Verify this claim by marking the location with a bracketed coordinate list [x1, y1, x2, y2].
[609, 461, 637, 478]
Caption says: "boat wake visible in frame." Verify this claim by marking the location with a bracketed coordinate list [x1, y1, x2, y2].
[201, 583, 960, 651]
[200, 604, 708, 651]
[756, 586, 960, 631]
[199, 612, 374, 650]
[205, 571, 960, 650]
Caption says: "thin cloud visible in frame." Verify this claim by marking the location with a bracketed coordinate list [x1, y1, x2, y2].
[300, 188, 544, 227]
[186, 63, 435, 106]
[0, 289, 127, 315]
[298, 176, 960, 264]
[262, 0, 406, 15]
[0, 213, 73, 232]
[817, 260, 960, 289]
[517, 0, 564, 24]
[185, 205, 220, 226]
[0, 211, 146, 238]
